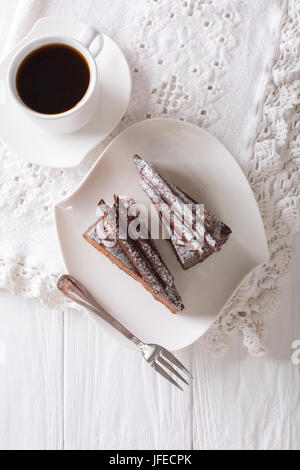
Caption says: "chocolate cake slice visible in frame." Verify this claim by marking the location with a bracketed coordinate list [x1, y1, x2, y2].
[84, 196, 184, 314]
[133, 155, 232, 270]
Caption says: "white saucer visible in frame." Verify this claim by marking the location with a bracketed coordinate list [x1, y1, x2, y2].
[55, 119, 269, 351]
[0, 17, 132, 168]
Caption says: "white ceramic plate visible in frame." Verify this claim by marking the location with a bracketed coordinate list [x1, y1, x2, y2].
[55, 119, 269, 351]
[0, 17, 131, 167]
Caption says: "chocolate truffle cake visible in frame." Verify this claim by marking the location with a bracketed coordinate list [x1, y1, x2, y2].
[133, 155, 232, 270]
[84, 196, 184, 314]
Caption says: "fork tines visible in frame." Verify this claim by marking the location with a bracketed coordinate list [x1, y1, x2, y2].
[152, 349, 192, 391]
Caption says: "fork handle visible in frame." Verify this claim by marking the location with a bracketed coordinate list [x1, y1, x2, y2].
[57, 275, 142, 346]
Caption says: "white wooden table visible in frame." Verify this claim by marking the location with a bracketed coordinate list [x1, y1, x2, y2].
[0, 1, 299, 451]
[0, 236, 299, 450]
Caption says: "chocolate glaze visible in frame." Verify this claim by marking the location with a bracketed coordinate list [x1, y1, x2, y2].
[84, 197, 184, 314]
[133, 155, 232, 270]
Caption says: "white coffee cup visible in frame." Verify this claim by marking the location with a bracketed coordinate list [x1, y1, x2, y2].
[7, 26, 104, 135]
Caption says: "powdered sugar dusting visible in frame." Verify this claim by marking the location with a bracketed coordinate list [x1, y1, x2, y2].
[86, 197, 184, 312]
[134, 155, 232, 269]
[87, 224, 139, 275]
[137, 238, 174, 288]
[140, 178, 204, 253]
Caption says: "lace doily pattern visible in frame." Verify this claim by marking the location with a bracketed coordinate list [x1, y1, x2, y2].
[201, 0, 300, 356]
[0, 1, 242, 299]
[121, 0, 241, 128]
[0, 0, 297, 356]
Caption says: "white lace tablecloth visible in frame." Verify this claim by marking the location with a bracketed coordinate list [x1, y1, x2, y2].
[0, 0, 299, 356]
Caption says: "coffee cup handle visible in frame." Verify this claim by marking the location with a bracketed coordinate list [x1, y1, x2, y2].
[78, 26, 104, 58]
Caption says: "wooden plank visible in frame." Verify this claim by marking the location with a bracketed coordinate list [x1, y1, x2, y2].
[0, 0, 63, 451]
[0, 292, 64, 450]
[64, 308, 193, 450]
[192, 237, 300, 450]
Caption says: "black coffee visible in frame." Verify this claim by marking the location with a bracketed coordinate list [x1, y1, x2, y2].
[16, 44, 90, 115]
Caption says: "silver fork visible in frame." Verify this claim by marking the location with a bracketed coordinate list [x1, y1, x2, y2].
[57, 275, 192, 391]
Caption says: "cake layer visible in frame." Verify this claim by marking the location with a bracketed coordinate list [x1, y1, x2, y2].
[133, 155, 232, 270]
[84, 197, 184, 314]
